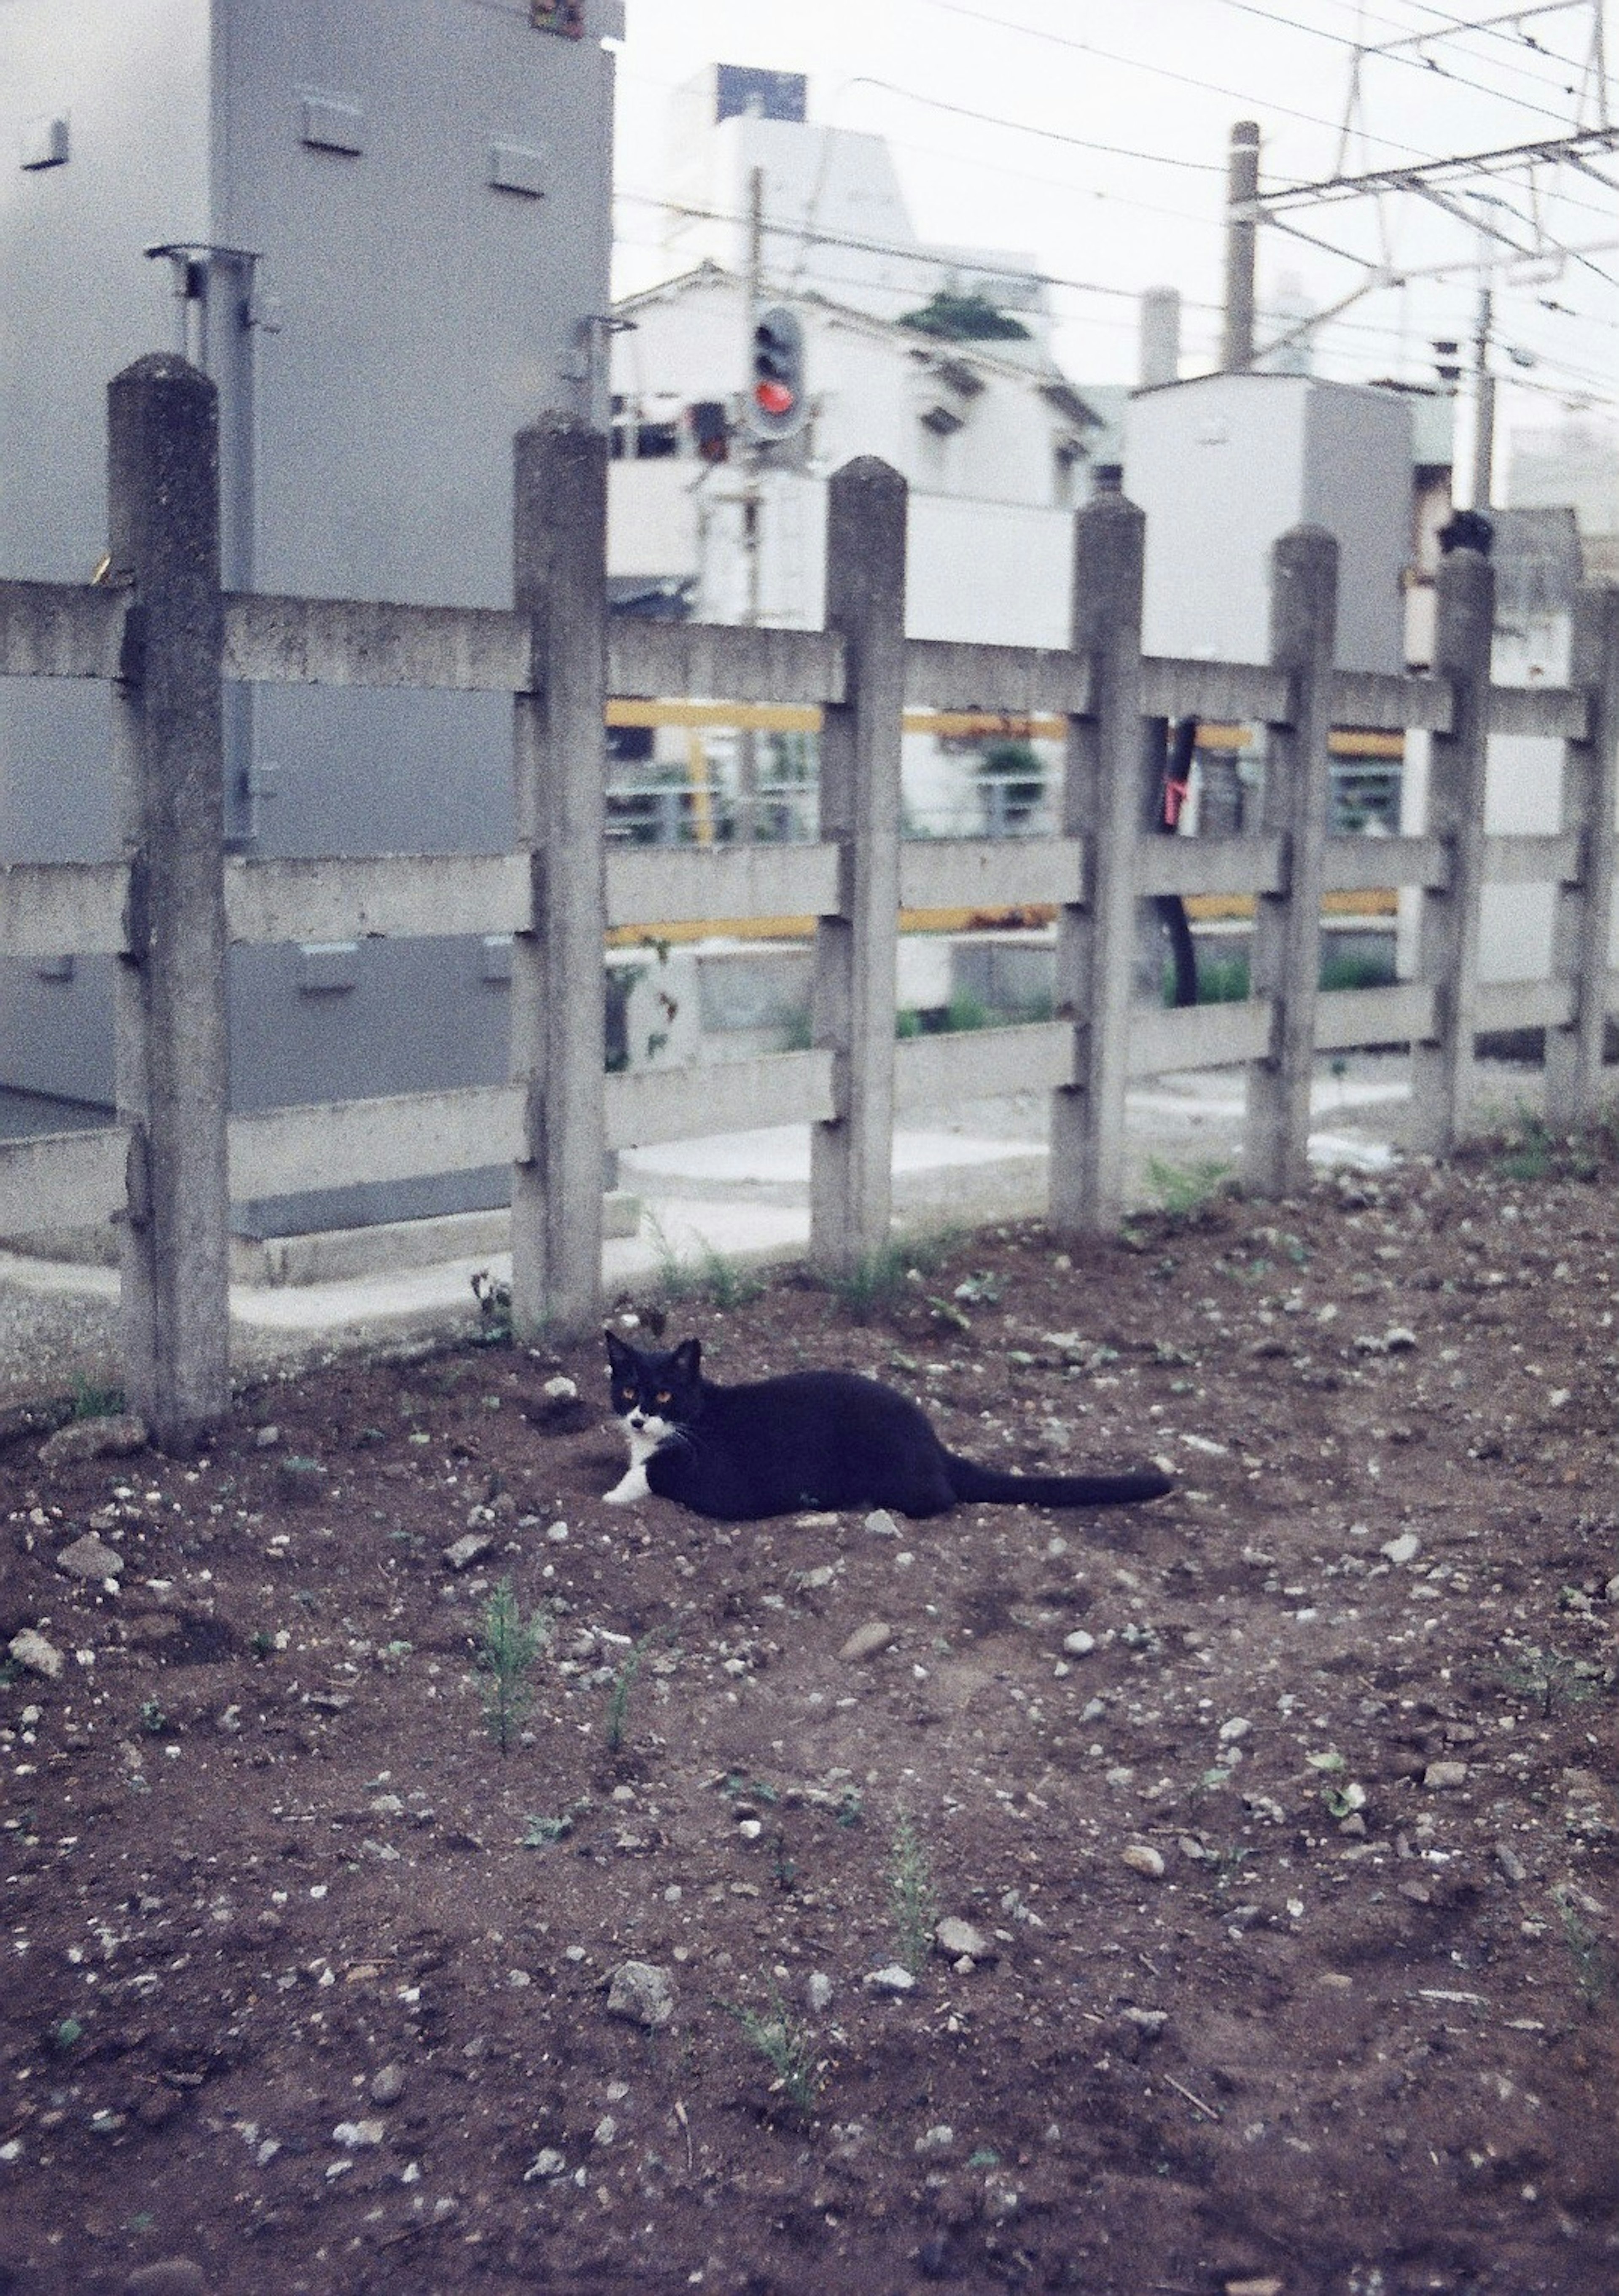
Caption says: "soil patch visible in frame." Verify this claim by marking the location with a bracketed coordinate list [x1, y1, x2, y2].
[4, 1126, 1619, 2295]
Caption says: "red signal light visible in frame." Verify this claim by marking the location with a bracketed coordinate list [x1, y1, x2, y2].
[754, 380, 795, 417]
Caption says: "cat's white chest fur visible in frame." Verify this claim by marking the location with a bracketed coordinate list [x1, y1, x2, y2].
[603, 1418, 668, 1505]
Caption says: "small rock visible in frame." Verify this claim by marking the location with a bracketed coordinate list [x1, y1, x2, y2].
[864, 1964, 916, 1994]
[839, 1620, 894, 1663]
[122, 2264, 208, 2296]
[1225, 2280, 1285, 2296]
[331, 2119, 385, 2148]
[443, 1532, 495, 1572]
[806, 1971, 834, 2015]
[1119, 2006, 1168, 2039]
[255, 1424, 281, 1448]
[914, 2124, 955, 2154]
[1121, 1843, 1166, 1879]
[542, 1376, 578, 1402]
[369, 2064, 406, 2106]
[56, 1533, 124, 1582]
[605, 1960, 674, 2029]
[38, 1412, 147, 1468]
[863, 1509, 901, 1538]
[1381, 1531, 1421, 1565]
[8, 1628, 64, 1680]
[523, 2148, 567, 2181]
[934, 1917, 991, 1963]
[1383, 1327, 1417, 1352]
[1061, 1630, 1095, 1657]
[593, 2114, 617, 2146]
[1424, 1760, 1469, 1790]
[1495, 1842, 1527, 1884]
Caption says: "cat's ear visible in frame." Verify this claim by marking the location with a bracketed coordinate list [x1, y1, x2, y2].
[604, 1327, 631, 1368]
[672, 1337, 702, 1377]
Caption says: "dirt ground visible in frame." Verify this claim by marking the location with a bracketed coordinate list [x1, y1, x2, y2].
[4, 1118, 1619, 2296]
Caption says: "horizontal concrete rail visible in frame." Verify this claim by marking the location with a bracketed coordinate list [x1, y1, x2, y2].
[1475, 977, 1578, 1033]
[228, 1084, 524, 1200]
[605, 1049, 835, 1149]
[1331, 669, 1453, 734]
[1315, 982, 1437, 1049]
[1490, 684, 1589, 741]
[1135, 834, 1282, 899]
[1126, 997, 1274, 1078]
[0, 1125, 125, 1234]
[1323, 835, 1448, 893]
[1484, 832, 1582, 886]
[225, 853, 527, 945]
[610, 621, 844, 706]
[898, 836, 1085, 911]
[903, 638, 1091, 715]
[606, 844, 839, 930]
[0, 861, 130, 956]
[0, 579, 127, 679]
[225, 593, 530, 691]
[1141, 657, 1290, 724]
[894, 1020, 1073, 1111]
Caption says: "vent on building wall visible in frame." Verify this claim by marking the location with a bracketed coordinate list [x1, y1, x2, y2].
[912, 354, 984, 439]
[19, 115, 69, 170]
[299, 97, 364, 156]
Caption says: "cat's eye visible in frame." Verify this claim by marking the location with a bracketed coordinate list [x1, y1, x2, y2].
[654, 1390, 671, 1405]
[618, 1384, 634, 1400]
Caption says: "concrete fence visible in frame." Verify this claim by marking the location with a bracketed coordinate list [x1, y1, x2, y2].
[3, 354, 1618, 1449]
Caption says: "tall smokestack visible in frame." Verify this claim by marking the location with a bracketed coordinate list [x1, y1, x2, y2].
[1138, 287, 1181, 388]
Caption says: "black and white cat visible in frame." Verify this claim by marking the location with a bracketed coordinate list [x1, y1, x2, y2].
[602, 1330, 1173, 1522]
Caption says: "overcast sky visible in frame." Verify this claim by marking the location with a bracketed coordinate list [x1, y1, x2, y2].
[610, 0, 1619, 464]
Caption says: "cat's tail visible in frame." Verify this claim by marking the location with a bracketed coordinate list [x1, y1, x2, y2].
[944, 1453, 1172, 1508]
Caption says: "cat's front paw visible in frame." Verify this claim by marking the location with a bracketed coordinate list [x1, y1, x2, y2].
[602, 1464, 650, 1506]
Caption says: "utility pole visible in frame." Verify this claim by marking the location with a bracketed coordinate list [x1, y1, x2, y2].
[1222, 121, 1260, 372]
[1470, 276, 1496, 511]
[736, 163, 764, 846]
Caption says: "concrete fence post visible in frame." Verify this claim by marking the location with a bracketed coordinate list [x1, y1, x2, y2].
[107, 354, 231, 1453]
[1245, 524, 1339, 1196]
[809, 457, 907, 1277]
[510, 414, 608, 1341]
[1544, 584, 1619, 1128]
[1051, 485, 1148, 1234]
[1409, 545, 1495, 1155]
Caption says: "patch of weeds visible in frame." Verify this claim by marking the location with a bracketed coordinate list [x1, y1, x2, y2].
[888, 1811, 940, 1978]
[522, 1796, 589, 1848]
[1557, 1896, 1614, 2012]
[48, 2018, 83, 2054]
[605, 1627, 670, 1757]
[469, 1268, 513, 1345]
[248, 1629, 277, 1661]
[645, 1217, 763, 1310]
[1495, 1108, 1557, 1183]
[1142, 1155, 1235, 1226]
[728, 1987, 826, 2118]
[137, 1698, 168, 1736]
[477, 1579, 551, 1757]
[68, 1377, 124, 1422]
[1206, 1844, 1253, 1895]
[1498, 1644, 1604, 1720]
[834, 1787, 865, 1828]
[824, 1226, 965, 1322]
[722, 1772, 780, 1807]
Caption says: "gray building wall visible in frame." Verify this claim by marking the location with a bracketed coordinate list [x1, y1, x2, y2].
[0, 0, 617, 1222]
[1125, 371, 1413, 673]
